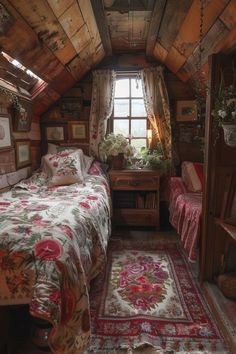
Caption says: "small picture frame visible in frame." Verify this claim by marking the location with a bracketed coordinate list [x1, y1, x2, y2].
[15, 140, 31, 168]
[0, 114, 12, 150]
[45, 125, 65, 141]
[13, 100, 32, 132]
[68, 121, 88, 142]
[60, 97, 82, 119]
[176, 100, 197, 122]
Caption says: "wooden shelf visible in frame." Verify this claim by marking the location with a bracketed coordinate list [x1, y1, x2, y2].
[109, 169, 160, 229]
[217, 220, 236, 242]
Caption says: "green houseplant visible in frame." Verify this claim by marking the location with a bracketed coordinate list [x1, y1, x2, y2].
[212, 84, 236, 147]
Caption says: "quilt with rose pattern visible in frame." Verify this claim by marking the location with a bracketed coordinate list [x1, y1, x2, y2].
[0, 163, 111, 354]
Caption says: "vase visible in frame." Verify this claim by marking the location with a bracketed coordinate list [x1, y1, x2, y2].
[222, 124, 236, 147]
[111, 153, 124, 169]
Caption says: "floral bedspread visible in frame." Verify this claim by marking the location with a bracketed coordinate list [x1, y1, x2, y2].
[167, 177, 202, 262]
[0, 167, 111, 354]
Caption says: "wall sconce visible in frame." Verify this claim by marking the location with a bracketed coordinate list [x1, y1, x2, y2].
[147, 129, 152, 149]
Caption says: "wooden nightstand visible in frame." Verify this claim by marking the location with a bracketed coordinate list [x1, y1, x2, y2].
[109, 169, 160, 229]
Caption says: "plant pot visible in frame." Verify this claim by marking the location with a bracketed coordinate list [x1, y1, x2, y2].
[111, 153, 124, 169]
[222, 124, 236, 147]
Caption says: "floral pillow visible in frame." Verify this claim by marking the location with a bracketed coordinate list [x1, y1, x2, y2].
[182, 161, 204, 192]
[44, 150, 84, 186]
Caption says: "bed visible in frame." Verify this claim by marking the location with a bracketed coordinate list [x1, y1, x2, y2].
[166, 161, 203, 262]
[0, 149, 111, 354]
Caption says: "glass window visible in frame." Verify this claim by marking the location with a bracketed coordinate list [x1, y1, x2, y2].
[115, 78, 129, 98]
[114, 99, 129, 117]
[131, 119, 146, 137]
[110, 75, 148, 151]
[114, 119, 129, 136]
[131, 99, 146, 117]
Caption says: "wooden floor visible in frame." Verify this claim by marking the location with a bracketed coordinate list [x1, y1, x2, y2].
[0, 229, 234, 354]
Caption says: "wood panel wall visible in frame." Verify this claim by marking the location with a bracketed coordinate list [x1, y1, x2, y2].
[0, 81, 41, 192]
[40, 73, 92, 155]
[39, 53, 203, 166]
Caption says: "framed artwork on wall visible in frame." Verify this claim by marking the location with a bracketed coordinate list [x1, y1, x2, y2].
[13, 100, 32, 132]
[15, 140, 31, 169]
[176, 100, 197, 122]
[60, 97, 82, 119]
[45, 125, 65, 141]
[68, 121, 88, 142]
[0, 114, 12, 150]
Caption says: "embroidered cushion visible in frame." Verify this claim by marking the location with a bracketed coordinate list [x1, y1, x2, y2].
[44, 150, 84, 186]
[181, 161, 204, 192]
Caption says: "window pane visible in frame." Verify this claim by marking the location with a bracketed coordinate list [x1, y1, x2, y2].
[114, 119, 129, 136]
[114, 99, 129, 117]
[131, 99, 146, 117]
[131, 139, 147, 151]
[115, 79, 129, 97]
[131, 78, 143, 97]
[131, 119, 146, 137]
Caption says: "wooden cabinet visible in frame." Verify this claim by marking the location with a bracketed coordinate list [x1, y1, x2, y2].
[109, 169, 160, 229]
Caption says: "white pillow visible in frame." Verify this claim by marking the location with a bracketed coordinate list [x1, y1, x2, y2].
[44, 150, 84, 186]
[47, 143, 58, 154]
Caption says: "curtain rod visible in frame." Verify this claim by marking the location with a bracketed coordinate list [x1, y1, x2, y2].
[115, 70, 141, 76]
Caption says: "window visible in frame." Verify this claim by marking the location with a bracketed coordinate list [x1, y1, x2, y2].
[1, 51, 47, 97]
[109, 75, 148, 151]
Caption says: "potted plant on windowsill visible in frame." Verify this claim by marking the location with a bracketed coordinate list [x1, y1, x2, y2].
[212, 84, 236, 147]
[99, 133, 136, 169]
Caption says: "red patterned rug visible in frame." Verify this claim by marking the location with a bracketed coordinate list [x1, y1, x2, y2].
[88, 239, 229, 353]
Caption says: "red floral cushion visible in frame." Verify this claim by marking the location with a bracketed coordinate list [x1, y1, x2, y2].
[44, 150, 84, 186]
[181, 161, 204, 192]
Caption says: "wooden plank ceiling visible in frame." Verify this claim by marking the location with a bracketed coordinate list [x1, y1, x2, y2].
[0, 0, 236, 114]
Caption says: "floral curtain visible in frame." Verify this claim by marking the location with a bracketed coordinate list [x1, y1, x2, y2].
[141, 66, 173, 160]
[89, 70, 116, 157]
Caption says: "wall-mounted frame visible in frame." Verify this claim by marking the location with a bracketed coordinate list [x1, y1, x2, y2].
[68, 121, 88, 142]
[15, 140, 31, 169]
[222, 174, 236, 226]
[45, 125, 65, 141]
[60, 97, 82, 120]
[0, 114, 12, 150]
[13, 100, 32, 132]
[176, 100, 197, 122]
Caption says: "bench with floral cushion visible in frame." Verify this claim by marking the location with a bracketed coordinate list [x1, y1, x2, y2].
[166, 161, 203, 262]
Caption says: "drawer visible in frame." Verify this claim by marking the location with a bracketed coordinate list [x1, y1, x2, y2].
[110, 176, 159, 190]
[113, 208, 158, 227]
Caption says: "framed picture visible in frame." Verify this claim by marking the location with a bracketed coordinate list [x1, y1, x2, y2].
[176, 100, 197, 121]
[13, 100, 32, 132]
[222, 174, 236, 226]
[15, 140, 31, 168]
[60, 97, 82, 119]
[45, 125, 65, 141]
[0, 114, 12, 150]
[68, 121, 88, 142]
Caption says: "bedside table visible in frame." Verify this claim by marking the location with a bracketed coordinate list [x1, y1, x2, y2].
[109, 169, 160, 229]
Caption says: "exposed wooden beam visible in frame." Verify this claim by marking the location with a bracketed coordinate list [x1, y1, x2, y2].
[90, 0, 112, 56]
[146, 0, 166, 57]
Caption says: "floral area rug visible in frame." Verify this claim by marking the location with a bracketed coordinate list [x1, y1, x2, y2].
[88, 239, 229, 353]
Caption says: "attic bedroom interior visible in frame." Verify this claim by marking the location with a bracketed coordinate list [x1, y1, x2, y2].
[0, 0, 236, 353]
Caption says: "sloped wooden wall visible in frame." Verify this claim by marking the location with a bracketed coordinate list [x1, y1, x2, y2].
[0, 80, 41, 192]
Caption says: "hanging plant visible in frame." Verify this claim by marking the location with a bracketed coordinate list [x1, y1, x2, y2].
[0, 86, 23, 112]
